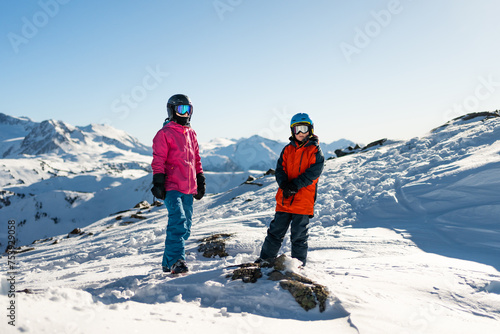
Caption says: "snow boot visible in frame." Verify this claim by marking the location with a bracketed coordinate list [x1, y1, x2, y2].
[171, 259, 189, 274]
[255, 257, 276, 268]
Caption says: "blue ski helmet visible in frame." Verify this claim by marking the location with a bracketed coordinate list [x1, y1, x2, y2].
[290, 113, 314, 134]
[166, 94, 193, 126]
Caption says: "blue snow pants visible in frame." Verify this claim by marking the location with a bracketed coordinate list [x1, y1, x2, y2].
[259, 211, 309, 265]
[162, 190, 194, 269]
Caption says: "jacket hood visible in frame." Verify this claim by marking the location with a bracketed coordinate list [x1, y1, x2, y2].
[164, 120, 191, 131]
[288, 134, 319, 148]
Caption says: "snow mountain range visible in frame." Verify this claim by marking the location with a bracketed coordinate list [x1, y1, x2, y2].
[199, 135, 353, 172]
[1, 111, 499, 333]
[0, 113, 351, 247]
[0, 113, 151, 158]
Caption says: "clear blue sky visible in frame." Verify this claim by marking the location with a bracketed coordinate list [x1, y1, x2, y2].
[1, 0, 500, 145]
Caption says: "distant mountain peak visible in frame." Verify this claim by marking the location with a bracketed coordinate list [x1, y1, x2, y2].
[1, 113, 151, 158]
[199, 134, 354, 172]
[0, 112, 33, 125]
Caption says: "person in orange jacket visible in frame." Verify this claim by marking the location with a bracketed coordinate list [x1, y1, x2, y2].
[257, 113, 325, 266]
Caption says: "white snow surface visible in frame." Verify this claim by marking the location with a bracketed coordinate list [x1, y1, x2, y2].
[1, 114, 500, 333]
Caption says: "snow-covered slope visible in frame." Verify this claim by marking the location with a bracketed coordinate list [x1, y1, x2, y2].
[0, 114, 154, 247]
[1, 112, 499, 333]
[0, 113, 36, 157]
[1, 114, 354, 246]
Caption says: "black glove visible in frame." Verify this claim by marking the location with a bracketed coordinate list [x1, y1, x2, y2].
[151, 173, 166, 200]
[193, 173, 206, 200]
[281, 180, 298, 198]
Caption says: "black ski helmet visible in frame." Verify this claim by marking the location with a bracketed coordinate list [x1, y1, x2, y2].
[166, 94, 193, 125]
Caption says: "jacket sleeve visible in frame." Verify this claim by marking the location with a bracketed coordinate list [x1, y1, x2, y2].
[293, 145, 325, 189]
[151, 129, 169, 175]
[194, 138, 203, 175]
[275, 146, 288, 187]
[195, 142, 203, 175]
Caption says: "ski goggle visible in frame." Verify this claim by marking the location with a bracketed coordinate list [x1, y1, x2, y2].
[174, 105, 193, 115]
[292, 124, 310, 134]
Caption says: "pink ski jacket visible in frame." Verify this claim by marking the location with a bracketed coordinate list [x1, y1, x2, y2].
[151, 121, 203, 195]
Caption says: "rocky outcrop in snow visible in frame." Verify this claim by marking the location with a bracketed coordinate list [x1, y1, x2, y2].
[228, 255, 337, 313]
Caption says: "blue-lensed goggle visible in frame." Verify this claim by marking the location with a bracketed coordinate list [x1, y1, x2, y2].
[175, 105, 193, 115]
[292, 124, 310, 134]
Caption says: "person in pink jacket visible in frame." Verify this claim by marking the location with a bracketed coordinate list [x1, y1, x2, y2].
[151, 94, 205, 274]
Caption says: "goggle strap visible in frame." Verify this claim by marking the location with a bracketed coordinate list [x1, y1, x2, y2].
[291, 121, 311, 127]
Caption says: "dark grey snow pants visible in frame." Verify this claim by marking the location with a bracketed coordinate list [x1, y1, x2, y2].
[259, 211, 309, 265]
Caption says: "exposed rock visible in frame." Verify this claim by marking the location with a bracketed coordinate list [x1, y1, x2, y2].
[198, 240, 228, 258]
[285, 271, 314, 285]
[280, 280, 317, 311]
[16, 288, 36, 294]
[7, 246, 35, 254]
[432, 110, 500, 132]
[242, 175, 264, 186]
[266, 266, 327, 312]
[245, 175, 257, 182]
[313, 284, 329, 313]
[265, 168, 275, 175]
[363, 138, 387, 150]
[199, 233, 233, 243]
[334, 144, 361, 158]
[459, 111, 500, 121]
[279, 280, 329, 312]
[67, 228, 93, 239]
[267, 270, 287, 281]
[228, 254, 331, 312]
[69, 228, 83, 235]
[133, 200, 150, 209]
[335, 139, 387, 158]
[32, 237, 54, 244]
[272, 254, 287, 271]
[231, 264, 262, 283]
[198, 233, 232, 258]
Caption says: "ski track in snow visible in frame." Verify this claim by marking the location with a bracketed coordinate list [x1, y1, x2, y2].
[2, 115, 500, 333]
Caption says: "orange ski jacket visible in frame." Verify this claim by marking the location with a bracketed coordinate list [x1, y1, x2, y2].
[275, 135, 325, 216]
